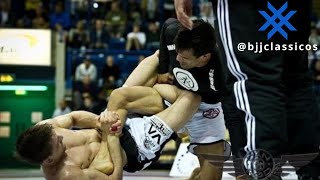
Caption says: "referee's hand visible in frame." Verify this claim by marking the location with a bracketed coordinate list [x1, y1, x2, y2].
[174, 0, 193, 30]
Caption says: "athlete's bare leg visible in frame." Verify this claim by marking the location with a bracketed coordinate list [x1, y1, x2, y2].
[103, 84, 200, 132]
[189, 142, 224, 180]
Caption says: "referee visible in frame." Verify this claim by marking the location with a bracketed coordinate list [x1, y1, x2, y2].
[175, 0, 320, 179]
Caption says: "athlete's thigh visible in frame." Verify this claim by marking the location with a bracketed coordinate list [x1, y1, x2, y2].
[153, 84, 183, 103]
[153, 85, 201, 131]
[193, 142, 225, 180]
[194, 142, 225, 163]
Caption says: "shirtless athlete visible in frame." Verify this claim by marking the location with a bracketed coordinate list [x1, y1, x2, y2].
[16, 82, 200, 180]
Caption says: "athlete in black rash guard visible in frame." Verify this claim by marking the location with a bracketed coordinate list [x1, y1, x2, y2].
[159, 18, 223, 104]
[158, 18, 227, 180]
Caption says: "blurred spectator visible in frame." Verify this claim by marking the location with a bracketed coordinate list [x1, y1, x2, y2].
[105, 1, 127, 38]
[316, 20, 320, 30]
[75, 58, 98, 82]
[0, 0, 12, 27]
[309, 25, 320, 46]
[163, 0, 175, 20]
[25, 0, 41, 19]
[15, 16, 32, 28]
[97, 86, 111, 106]
[127, 0, 142, 26]
[68, 20, 90, 48]
[140, 0, 158, 21]
[145, 21, 160, 50]
[312, 59, 320, 96]
[70, 0, 88, 20]
[73, 75, 99, 110]
[125, 24, 146, 51]
[308, 50, 316, 68]
[91, 2, 109, 19]
[52, 99, 71, 118]
[15, 18, 25, 28]
[101, 55, 123, 88]
[50, 1, 71, 31]
[90, 19, 110, 49]
[313, 60, 320, 81]
[32, 5, 49, 29]
[78, 93, 102, 114]
[199, 0, 214, 26]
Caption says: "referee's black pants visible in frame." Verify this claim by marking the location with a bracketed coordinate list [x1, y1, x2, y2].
[212, 0, 320, 177]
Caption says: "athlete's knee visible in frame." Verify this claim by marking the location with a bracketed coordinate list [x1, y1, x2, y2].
[188, 167, 201, 180]
[108, 88, 130, 108]
[197, 164, 223, 180]
[180, 90, 201, 105]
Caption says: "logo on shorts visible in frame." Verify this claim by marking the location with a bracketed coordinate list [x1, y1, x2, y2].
[150, 117, 171, 136]
[143, 117, 171, 151]
[144, 136, 157, 150]
[203, 108, 220, 119]
[173, 68, 199, 91]
[143, 123, 161, 151]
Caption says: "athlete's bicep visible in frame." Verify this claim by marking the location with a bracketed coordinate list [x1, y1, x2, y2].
[37, 115, 73, 129]
[38, 111, 100, 129]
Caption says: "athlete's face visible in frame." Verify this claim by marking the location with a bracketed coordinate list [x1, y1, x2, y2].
[176, 49, 202, 69]
[49, 132, 66, 162]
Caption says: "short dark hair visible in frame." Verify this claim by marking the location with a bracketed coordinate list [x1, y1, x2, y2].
[15, 123, 54, 164]
[174, 19, 216, 57]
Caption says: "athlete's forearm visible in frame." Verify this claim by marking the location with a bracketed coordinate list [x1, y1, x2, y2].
[106, 134, 123, 178]
[123, 51, 159, 87]
[89, 130, 114, 174]
[105, 89, 129, 129]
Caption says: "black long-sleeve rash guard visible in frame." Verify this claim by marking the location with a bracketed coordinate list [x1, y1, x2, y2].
[159, 18, 223, 104]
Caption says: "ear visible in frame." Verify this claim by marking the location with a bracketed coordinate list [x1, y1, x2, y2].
[201, 53, 211, 62]
[43, 157, 54, 165]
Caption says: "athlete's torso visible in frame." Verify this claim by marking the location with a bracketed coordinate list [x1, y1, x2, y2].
[42, 128, 101, 179]
[159, 18, 223, 104]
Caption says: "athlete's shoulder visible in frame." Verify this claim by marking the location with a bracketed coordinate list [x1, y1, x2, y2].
[163, 18, 181, 36]
[163, 18, 180, 28]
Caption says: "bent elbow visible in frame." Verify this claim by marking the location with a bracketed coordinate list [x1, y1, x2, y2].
[94, 162, 114, 175]
[102, 162, 114, 175]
